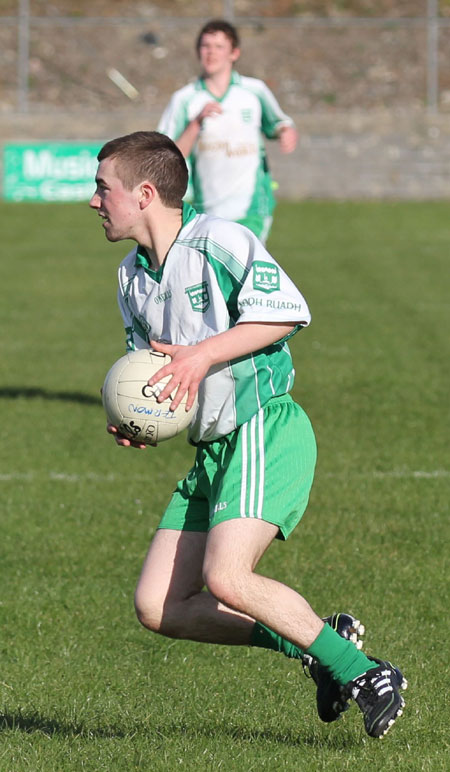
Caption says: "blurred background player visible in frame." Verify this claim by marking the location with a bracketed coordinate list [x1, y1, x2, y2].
[157, 19, 298, 243]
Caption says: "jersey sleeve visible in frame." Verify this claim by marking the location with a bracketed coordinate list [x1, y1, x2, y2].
[254, 80, 295, 139]
[157, 90, 191, 141]
[236, 235, 310, 329]
[202, 218, 310, 330]
[158, 88, 195, 202]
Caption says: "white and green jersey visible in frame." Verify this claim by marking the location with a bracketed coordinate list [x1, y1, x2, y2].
[157, 72, 295, 223]
[117, 205, 310, 444]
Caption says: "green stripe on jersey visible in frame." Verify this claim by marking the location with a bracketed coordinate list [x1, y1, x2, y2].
[172, 94, 191, 140]
[246, 154, 275, 219]
[176, 236, 250, 321]
[230, 355, 262, 423]
[199, 76, 234, 104]
[190, 154, 204, 211]
[176, 236, 248, 283]
[231, 343, 295, 426]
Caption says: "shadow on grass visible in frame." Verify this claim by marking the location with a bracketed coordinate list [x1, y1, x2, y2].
[0, 711, 126, 739]
[0, 711, 360, 749]
[0, 387, 102, 407]
[222, 724, 359, 749]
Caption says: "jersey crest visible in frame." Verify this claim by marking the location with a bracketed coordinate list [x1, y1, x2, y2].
[185, 281, 211, 312]
[253, 261, 280, 293]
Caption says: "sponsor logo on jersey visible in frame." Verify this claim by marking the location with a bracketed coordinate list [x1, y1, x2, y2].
[241, 108, 252, 123]
[253, 261, 280, 293]
[240, 296, 303, 311]
[185, 281, 210, 312]
[154, 289, 172, 305]
[197, 140, 257, 157]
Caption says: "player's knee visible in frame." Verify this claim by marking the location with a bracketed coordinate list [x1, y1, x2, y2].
[134, 589, 164, 634]
[203, 566, 246, 611]
[134, 590, 187, 639]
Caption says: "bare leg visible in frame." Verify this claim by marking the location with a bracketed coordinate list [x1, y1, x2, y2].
[203, 519, 324, 650]
[134, 520, 324, 650]
[134, 528, 255, 644]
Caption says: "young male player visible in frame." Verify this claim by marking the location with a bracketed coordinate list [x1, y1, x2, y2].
[90, 131, 407, 739]
[157, 19, 297, 243]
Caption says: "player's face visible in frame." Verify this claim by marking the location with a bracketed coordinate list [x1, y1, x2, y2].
[198, 31, 240, 77]
[90, 157, 140, 242]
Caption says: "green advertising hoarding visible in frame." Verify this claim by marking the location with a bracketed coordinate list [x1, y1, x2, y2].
[3, 142, 102, 201]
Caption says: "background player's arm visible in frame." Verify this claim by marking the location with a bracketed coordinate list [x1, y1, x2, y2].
[149, 320, 300, 411]
[277, 125, 298, 153]
[175, 102, 222, 157]
[257, 80, 298, 153]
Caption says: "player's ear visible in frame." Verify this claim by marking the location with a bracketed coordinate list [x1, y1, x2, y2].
[231, 46, 240, 63]
[139, 181, 156, 209]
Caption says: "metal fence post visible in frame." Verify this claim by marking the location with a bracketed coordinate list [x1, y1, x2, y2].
[222, 0, 235, 21]
[17, 0, 30, 113]
[6, 2, 443, 114]
[427, 0, 439, 112]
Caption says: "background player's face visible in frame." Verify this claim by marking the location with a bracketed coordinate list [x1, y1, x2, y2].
[90, 157, 140, 243]
[198, 31, 240, 77]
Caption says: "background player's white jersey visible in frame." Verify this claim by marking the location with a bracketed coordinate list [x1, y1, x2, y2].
[117, 205, 310, 443]
[158, 72, 295, 223]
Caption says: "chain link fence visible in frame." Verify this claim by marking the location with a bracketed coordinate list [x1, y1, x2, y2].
[1, 0, 450, 116]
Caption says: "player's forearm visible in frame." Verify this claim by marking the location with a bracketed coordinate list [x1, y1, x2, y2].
[175, 120, 201, 158]
[198, 322, 297, 367]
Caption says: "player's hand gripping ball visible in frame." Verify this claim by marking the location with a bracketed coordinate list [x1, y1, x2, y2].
[102, 349, 197, 445]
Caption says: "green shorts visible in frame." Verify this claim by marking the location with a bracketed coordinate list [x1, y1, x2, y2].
[158, 394, 317, 540]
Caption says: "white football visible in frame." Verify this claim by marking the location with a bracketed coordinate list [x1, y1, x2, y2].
[102, 349, 197, 445]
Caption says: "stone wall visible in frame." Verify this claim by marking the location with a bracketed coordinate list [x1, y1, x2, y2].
[1, 107, 450, 199]
[268, 110, 450, 199]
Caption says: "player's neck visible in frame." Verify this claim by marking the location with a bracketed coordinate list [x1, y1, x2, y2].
[203, 68, 233, 98]
[139, 207, 183, 269]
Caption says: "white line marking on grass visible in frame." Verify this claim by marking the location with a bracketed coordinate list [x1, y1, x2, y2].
[324, 469, 449, 480]
[0, 471, 118, 482]
[0, 473, 34, 481]
[1, 469, 448, 484]
[374, 469, 449, 479]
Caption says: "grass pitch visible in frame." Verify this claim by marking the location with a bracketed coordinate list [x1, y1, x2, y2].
[0, 201, 448, 771]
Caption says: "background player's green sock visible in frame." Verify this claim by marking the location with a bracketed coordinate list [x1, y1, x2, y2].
[305, 622, 375, 684]
[250, 621, 304, 659]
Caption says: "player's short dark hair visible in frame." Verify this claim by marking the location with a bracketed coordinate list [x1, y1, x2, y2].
[97, 131, 188, 208]
[196, 19, 240, 53]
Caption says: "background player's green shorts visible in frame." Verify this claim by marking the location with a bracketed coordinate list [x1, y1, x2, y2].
[158, 394, 317, 540]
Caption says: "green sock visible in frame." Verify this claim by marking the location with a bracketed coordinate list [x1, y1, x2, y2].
[250, 622, 304, 660]
[305, 622, 375, 685]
